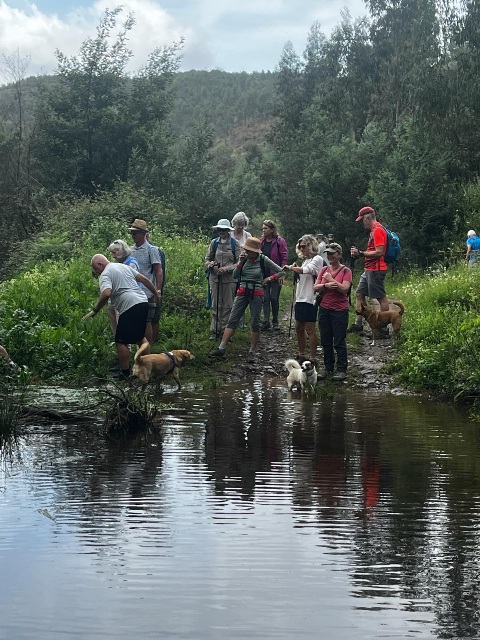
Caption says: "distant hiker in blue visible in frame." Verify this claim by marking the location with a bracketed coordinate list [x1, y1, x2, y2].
[466, 230, 480, 268]
[205, 219, 241, 340]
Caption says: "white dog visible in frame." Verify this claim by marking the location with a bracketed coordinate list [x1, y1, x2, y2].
[285, 359, 318, 391]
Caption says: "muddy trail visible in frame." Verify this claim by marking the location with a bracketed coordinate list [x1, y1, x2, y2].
[221, 310, 401, 393]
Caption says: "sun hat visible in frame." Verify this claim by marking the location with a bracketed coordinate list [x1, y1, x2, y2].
[129, 218, 149, 233]
[241, 237, 262, 253]
[467, 229, 476, 238]
[355, 206, 375, 222]
[325, 242, 343, 255]
[213, 218, 234, 230]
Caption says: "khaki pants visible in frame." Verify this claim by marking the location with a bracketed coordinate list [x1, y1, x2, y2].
[209, 277, 237, 335]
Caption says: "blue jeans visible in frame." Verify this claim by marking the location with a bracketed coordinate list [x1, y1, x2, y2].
[318, 307, 348, 372]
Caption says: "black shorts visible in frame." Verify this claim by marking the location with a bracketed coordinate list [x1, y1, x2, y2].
[295, 302, 318, 323]
[115, 302, 149, 345]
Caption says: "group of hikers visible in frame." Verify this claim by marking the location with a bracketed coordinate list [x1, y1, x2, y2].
[205, 207, 388, 381]
[3, 207, 478, 382]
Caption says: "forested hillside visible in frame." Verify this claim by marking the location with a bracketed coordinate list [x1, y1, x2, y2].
[1, 1, 480, 274]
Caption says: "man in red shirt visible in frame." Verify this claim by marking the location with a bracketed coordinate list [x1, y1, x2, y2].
[349, 206, 389, 334]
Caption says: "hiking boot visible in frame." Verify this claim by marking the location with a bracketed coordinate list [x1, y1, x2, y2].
[209, 347, 226, 358]
[332, 371, 347, 381]
[112, 369, 130, 380]
[261, 321, 271, 331]
[317, 369, 333, 380]
[272, 322, 280, 331]
[347, 323, 364, 334]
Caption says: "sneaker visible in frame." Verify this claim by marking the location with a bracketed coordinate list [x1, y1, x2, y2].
[261, 321, 272, 331]
[347, 323, 364, 334]
[209, 347, 226, 358]
[317, 369, 333, 380]
[272, 322, 280, 331]
[332, 371, 347, 381]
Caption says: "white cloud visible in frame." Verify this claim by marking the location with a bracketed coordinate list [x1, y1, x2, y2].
[0, 0, 367, 79]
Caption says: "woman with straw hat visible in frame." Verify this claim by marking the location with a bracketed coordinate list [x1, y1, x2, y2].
[209, 237, 284, 362]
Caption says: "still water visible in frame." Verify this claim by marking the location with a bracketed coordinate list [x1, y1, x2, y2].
[1, 379, 480, 640]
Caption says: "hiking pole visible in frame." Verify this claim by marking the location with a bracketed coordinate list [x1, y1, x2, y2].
[288, 273, 298, 339]
[215, 270, 221, 338]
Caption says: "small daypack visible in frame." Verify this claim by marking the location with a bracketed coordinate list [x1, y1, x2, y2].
[380, 225, 401, 264]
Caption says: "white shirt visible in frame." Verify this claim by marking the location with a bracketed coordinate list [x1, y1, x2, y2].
[99, 263, 148, 316]
[296, 255, 325, 305]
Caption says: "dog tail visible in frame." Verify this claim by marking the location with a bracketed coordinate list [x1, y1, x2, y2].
[134, 340, 150, 363]
[390, 300, 405, 315]
[285, 358, 301, 372]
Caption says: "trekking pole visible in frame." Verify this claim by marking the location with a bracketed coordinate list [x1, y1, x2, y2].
[215, 271, 221, 338]
[288, 273, 298, 339]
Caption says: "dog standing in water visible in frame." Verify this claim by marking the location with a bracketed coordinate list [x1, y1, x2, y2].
[285, 358, 318, 391]
[132, 342, 195, 389]
[358, 300, 405, 345]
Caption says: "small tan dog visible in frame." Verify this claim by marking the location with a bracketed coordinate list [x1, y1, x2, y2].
[358, 300, 405, 346]
[132, 342, 195, 389]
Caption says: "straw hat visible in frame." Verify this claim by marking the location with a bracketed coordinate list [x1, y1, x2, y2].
[129, 219, 149, 233]
[241, 237, 262, 253]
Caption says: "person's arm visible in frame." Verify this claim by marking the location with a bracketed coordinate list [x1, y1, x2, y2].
[82, 289, 111, 321]
[205, 241, 216, 268]
[325, 268, 351, 294]
[262, 255, 285, 284]
[218, 240, 240, 274]
[152, 262, 163, 292]
[313, 267, 327, 291]
[135, 272, 160, 301]
[466, 242, 472, 261]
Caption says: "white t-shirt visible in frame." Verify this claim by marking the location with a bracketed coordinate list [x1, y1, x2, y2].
[296, 255, 325, 305]
[99, 262, 148, 316]
[230, 229, 252, 246]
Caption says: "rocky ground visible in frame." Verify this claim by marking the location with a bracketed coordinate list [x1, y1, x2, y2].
[221, 315, 401, 393]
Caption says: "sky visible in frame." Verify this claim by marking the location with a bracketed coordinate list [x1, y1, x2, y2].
[0, 0, 367, 79]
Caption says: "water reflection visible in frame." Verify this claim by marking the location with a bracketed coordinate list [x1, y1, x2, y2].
[1, 381, 480, 639]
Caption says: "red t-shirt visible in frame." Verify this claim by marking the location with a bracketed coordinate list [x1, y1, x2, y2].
[315, 265, 352, 311]
[365, 222, 387, 271]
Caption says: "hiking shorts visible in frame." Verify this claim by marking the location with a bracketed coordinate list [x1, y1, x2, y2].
[295, 302, 318, 323]
[116, 302, 149, 345]
[356, 271, 387, 300]
[147, 296, 162, 323]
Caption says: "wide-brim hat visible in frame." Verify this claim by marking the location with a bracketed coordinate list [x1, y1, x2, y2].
[241, 237, 262, 253]
[129, 218, 149, 233]
[213, 218, 234, 231]
[355, 206, 375, 222]
[325, 242, 343, 255]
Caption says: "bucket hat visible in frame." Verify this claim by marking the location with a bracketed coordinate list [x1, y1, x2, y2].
[241, 237, 262, 253]
[129, 218, 149, 233]
[213, 218, 234, 231]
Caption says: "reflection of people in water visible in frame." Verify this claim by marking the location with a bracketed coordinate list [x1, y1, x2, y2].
[204, 386, 284, 499]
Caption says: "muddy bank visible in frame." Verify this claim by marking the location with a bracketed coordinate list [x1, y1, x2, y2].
[219, 317, 402, 393]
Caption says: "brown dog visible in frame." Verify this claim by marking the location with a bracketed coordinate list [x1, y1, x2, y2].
[132, 342, 195, 389]
[358, 300, 405, 346]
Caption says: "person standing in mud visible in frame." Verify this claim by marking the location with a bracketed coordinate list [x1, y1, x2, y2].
[349, 206, 389, 336]
[283, 235, 324, 362]
[314, 243, 352, 381]
[205, 219, 241, 340]
[209, 237, 284, 363]
[260, 219, 288, 331]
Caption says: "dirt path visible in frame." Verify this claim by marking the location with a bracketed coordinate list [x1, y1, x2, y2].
[224, 312, 400, 392]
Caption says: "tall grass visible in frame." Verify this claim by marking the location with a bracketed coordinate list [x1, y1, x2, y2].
[391, 264, 480, 403]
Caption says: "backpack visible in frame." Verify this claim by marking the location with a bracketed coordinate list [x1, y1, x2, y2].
[380, 225, 401, 264]
[147, 243, 166, 292]
[237, 254, 268, 281]
[212, 236, 237, 256]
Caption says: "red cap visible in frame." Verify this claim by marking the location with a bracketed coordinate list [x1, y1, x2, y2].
[356, 206, 375, 222]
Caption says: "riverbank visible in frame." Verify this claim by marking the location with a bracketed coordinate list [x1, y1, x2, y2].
[207, 311, 400, 393]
